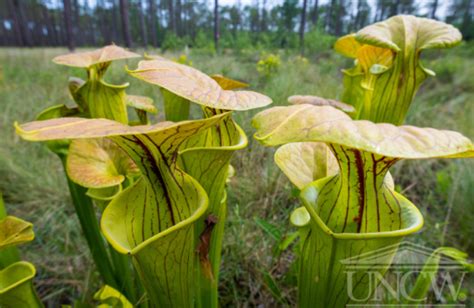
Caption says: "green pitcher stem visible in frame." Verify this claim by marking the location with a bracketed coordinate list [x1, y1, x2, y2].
[109, 247, 137, 303]
[103, 121, 221, 307]
[182, 116, 244, 308]
[0, 192, 21, 269]
[296, 222, 404, 308]
[197, 199, 227, 308]
[59, 156, 119, 290]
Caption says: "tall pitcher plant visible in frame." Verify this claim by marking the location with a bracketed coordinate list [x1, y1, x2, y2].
[127, 58, 263, 307]
[31, 45, 157, 301]
[16, 56, 271, 306]
[252, 15, 473, 307]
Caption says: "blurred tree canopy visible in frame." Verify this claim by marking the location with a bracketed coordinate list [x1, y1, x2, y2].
[1, 0, 472, 52]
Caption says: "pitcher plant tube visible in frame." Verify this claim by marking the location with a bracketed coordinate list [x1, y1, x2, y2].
[24, 45, 155, 301]
[127, 58, 271, 306]
[16, 113, 230, 306]
[251, 15, 469, 306]
[334, 15, 462, 124]
[252, 104, 474, 307]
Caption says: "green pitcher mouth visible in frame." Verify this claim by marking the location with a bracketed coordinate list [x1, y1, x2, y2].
[179, 123, 248, 155]
[101, 175, 209, 255]
[299, 181, 424, 240]
[0, 261, 36, 294]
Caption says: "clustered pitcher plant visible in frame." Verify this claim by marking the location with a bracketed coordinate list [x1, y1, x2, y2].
[252, 15, 474, 307]
[3, 14, 474, 307]
[14, 47, 271, 306]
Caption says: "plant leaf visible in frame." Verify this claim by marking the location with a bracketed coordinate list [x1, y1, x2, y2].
[161, 88, 191, 121]
[74, 80, 129, 124]
[16, 113, 230, 307]
[357, 45, 393, 77]
[178, 110, 248, 306]
[210, 74, 249, 90]
[68, 77, 87, 111]
[253, 105, 474, 159]
[54, 47, 137, 124]
[255, 218, 282, 241]
[408, 247, 474, 304]
[35, 104, 82, 156]
[94, 285, 133, 308]
[290, 207, 311, 227]
[334, 34, 362, 58]
[87, 186, 122, 201]
[0, 216, 34, 250]
[288, 95, 355, 113]
[275, 141, 394, 191]
[295, 165, 424, 306]
[128, 59, 272, 110]
[126, 95, 157, 124]
[126, 95, 157, 114]
[53, 45, 140, 68]
[16, 117, 175, 141]
[356, 15, 462, 52]
[178, 112, 248, 306]
[0, 261, 42, 307]
[67, 138, 139, 189]
[296, 188, 423, 306]
[261, 270, 285, 304]
[278, 231, 299, 251]
[36, 104, 81, 121]
[337, 15, 462, 124]
[101, 119, 227, 307]
[275, 142, 338, 190]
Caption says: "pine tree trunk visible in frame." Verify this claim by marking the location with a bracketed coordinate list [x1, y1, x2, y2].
[138, 0, 148, 47]
[176, 0, 182, 36]
[169, 0, 176, 33]
[299, 0, 308, 55]
[389, 0, 400, 17]
[6, 0, 22, 46]
[461, 0, 473, 39]
[73, 0, 80, 45]
[84, 0, 96, 45]
[311, 0, 319, 27]
[119, 0, 132, 47]
[214, 0, 219, 51]
[63, 0, 75, 50]
[334, 0, 343, 36]
[149, 0, 158, 47]
[41, 6, 57, 46]
[430, 0, 438, 19]
[111, 0, 120, 43]
[261, 0, 267, 32]
[7, 0, 32, 47]
[354, 0, 362, 29]
[326, 0, 336, 32]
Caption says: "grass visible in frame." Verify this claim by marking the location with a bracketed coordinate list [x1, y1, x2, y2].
[0, 44, 473, 306]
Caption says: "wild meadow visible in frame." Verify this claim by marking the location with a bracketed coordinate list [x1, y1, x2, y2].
[0, 41, 473, 306]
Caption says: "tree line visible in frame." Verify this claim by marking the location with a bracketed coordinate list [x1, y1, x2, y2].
[1, 0, 473, 52]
